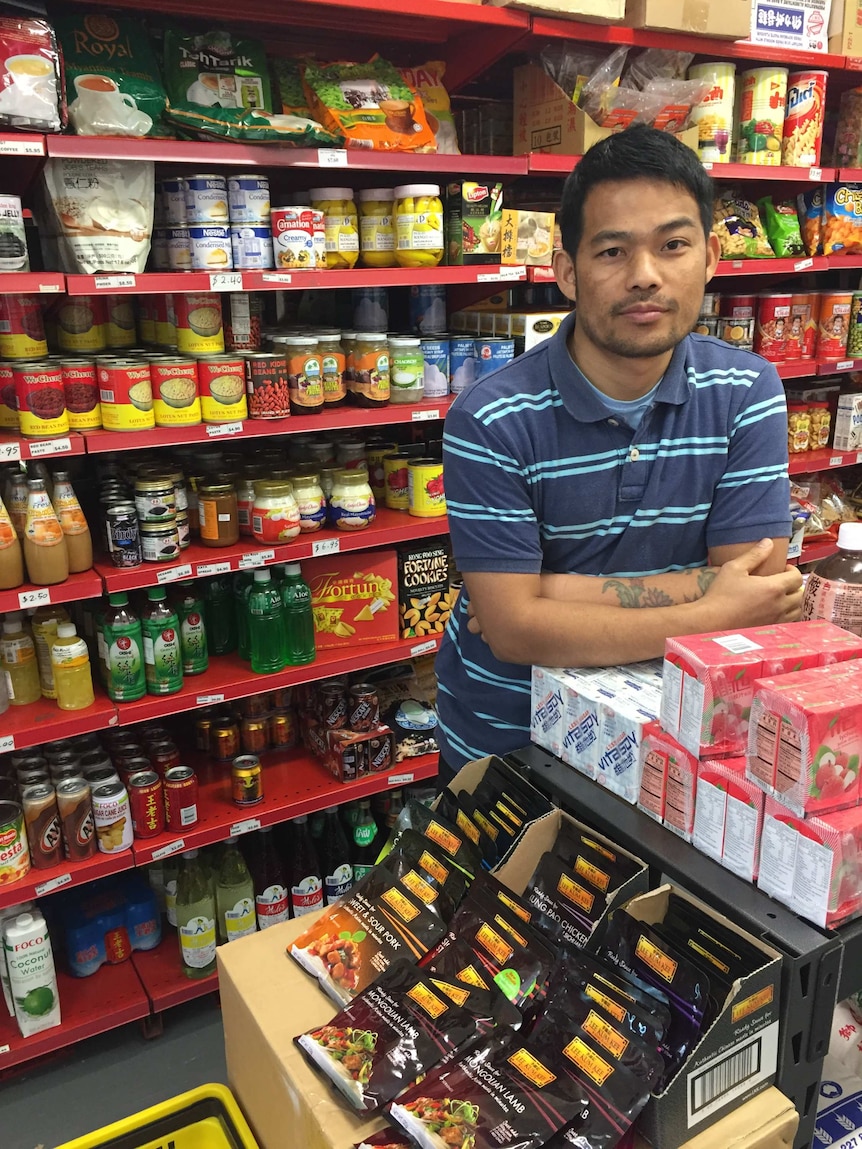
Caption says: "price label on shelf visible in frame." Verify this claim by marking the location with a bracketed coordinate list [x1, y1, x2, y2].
[412, 408, 440, 422]
[0, 735, 15, 753]
[206, 421, 243, 438]
[477, 266, 526, 283]
[837, 360, 856, 371]
[108, 713, 118, 726]
[731, 260, 744, 269]
[28, 437, 71, 457]
[157, 563, 192, 584]
[230, 817, 261, 837]
[388, 773, 414, 786]
[312, 537, 340, 557]
[701, 161, 713, 170]
[831, 455, 844, 467]
[261, 272, 293, 285]
[0, 442, 20, 462]
[151, 839, 186, 861]
[18, 587, 50, 609]
[35, 873, 72, 896]
[239, 549, 274, 569]
[318, 148, 349, 167]
[794, 258, 814, 272]
[0, 137, 44, 156]
[856, 451, 862, 464]
[196, 693, 225, 706]
[94, 274, 135, 290]
[196, 560, 232, 577]
[809, 167, 822, 181]
[38, 282, 62, 294]
[411, 639, 437, 657]
[0, 1044, 9, 1055]
[209, 272, 243, 292]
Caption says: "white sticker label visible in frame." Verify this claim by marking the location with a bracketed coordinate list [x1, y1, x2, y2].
[0, 137, 44, 156]
[157, 563, 192, 584]
[94, 274, 135, 289]
[205, 421, 243, 437]
[388, 773, 415, 786]
[28, 437, 71, 457]
[411, 639, 437, 657]
[38, 283, 62, 294]
[831, 455, 844, 467]
[151, 838, 186, 860]
[35, 873, 72, 896]
[196, 561, 232, 576]
[0, 1043, 9, 1054]
[0, 442, 21, 462]
[856, 451, 862, 464]
[318, 148, 349, 167]
[196, 693, 225, 705]
[261, 272, 293, 285]
[685, 1020, 779, 1127]
[209, 272, 243, 292]
[412, 408, 441, 422]
[793, 257, 814, 271]
[837, 360, 855, 371]
[713, 633, 763, 654]
[809, 167, 822, 181]
[239, 549, 274, 569]
[18, 587, 51, 609]
[477, 266, 527, 283]
[312, 537, 340, 557]
[230, 817, 262, 837]
[732, 260, 744, 269]
[701, 161, 713, 170]
[0, 734, 15, 752]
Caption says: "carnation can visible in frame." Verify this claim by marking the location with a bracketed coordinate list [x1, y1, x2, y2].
[782, 71, 827, 168]
[98, 358, 155, 431]
[271, 206, 326, 270]
[13, 361, 69, 438]
[174, 292, 224, 355]
[754, 292, 792, 361]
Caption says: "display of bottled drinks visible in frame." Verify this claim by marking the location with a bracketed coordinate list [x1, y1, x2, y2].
[0, 465, 92, 590]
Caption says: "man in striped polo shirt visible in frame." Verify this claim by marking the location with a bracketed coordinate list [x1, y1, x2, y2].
[435, 125, 803, 781]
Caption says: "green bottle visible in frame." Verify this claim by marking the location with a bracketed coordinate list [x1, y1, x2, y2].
[175, 849, 217, 979]
[248, 569, 285, 675]
[280, 562, 316, 666]
[141, 587, 183, 696]
[174, 580, 209, 676]
[352, 800, 379, 881]
[234, 571, 254, 662]
[102, 592, 146, 702]
[202, 575, 236, 656]
[215, 836, 256, 944]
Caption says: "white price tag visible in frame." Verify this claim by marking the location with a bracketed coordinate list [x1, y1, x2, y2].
[18, 587, 50, 609]
[196, 692, 225, 705]
[261, 273, 293, 285]
[388, 773, 414, 786]
[318, 148, 349, 167]
[477, 266, 527, 283]
[94, 274, 135, 290]
[793, 257, 814, 271]
[312, 537, 340, 557]
[151, 839, 186, 860]
[831, 455, 844, 466]
[209, 272, 243, 292]
[239, 549, 274, 569]
[0, 137, 44, 156]
[809, 167, 822, 181]
[412, 408, 440, 422]
[0, 441, 20, 462]
[157, 563, 192, 584]
[108, 713, 118, 726]
[205, 421, 243, 437]
[38, 283, 62, 294]
[701, 161, 713, 170]
[411, 639, 437, 657]
[732, 260, 744, 269]
[0, 1044, 9, 1055]
[28, 437, 71, 457]
[837, 360, 855, 371]
[35, 873, 72, 896]
[856, 451, 862, 464]
[230, 817, 262, 837]
[196, 560, 232, 576]
[0, 735, 15, 752]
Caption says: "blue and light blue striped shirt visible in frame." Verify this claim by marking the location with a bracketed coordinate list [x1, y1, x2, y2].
[435, 311, 791, 772]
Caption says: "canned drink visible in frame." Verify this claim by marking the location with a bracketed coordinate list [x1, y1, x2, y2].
[184, 173, 229, 224]
[211, 719, 241, 762]
[51, 767, 86, 786]
[270, 206, 326, 270]
[174, 293, 224, 356]
[60, 358, 101, 430]
[78, 750, 112, 773]
[228, 173, 271, 225]
[98, 358, 155, 432]
[0, 296, 47, 359]
[0, 799, 30, 883]
[167, 227, 192, 272]
[115, 752, 151, 784]
[161, 177, 187, 226]
[718, 316, 755, 351]
[56, 295, 107, 353]
[349, 684, 379, 732]
[420, 336, 450, 399]
[196, 354, 247, 422]
[13, 361, 69, 438]
[474, 338, 514, 378]
[782, 71, 827, 168]
[383, 451, 411, 510]
[230, 225, 274, 270]
[319, 683, 348, 730]
[128, 770, 165, 839]
[409, 284, 447, 335]
[368, 730, 392, 774]
[84, 766, 121, 790]
[188, 225, 233, 272]
[754, 292, 792, 361]
[163, 765, 198, 831]
[688, 62, 735, 164]
[195, 717, 213, 754]
[232, 754, 263, 807]
[735, 68, 788, 166]
[21, 783, 62, 869]
[106, 502, 143, 568]
[239, 693, 270, 718]
[92, 780, 133, 853]
[241, 717, 269, 755]
[817, 291, 853, 360]
[150, 358, 202, 427]
[449, 334, 478, 395]
[408, 457, 446, 518]
[146, 741, 180, 778]
[0, 194, 29, 271]
[16, 768, 49, 791]
[56, 777, 96, 861]
[268, 709, 297, 750]
[44, 743, 78, 767]
[271, 686, 293, 709]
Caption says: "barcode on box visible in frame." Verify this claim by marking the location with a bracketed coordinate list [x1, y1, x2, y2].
[686, 1021, 778, 1126]
[690, 1039, 760, 1115]
[713, 633, 762, 655]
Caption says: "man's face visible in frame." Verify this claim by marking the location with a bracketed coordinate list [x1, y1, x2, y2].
[559, 177, 720, 361]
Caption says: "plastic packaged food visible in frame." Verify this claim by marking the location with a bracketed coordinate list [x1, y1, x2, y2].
[310, 187, 358, 270]
[758, 197, 805, 257]
[834, 88, 862, 168]
[798, 186, 824, 256]
[823, 185, 862, 256]
[394, 184, 444, 268]
[0, 14, 64, 133]
[397, 61, 460, 153]
[713, 194, 773, 259]
[358, 189, 396, 268]
[788, 403, 811, 453]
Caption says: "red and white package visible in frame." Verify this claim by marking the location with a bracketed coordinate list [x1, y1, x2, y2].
[0, 16, 65, 132]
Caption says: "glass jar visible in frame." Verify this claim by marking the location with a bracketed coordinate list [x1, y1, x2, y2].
[319, 465, 339, 504]
[315, 331, 347, 409]
[351, 332, 390, 408]
[309, 187, 359, 270]
[787, 403, 811, 454]
[198, 481, 239, 547]
[306, 439, 336, 468]
[394, 184, 444, 269]
[388, 335, 425, 404]
[165, 469, 188, 513]
[284, 336, 324, 416]
[330, 469, 376, 531]
[236, 470, 258, 538]
[341, 330, 356, 398]
[358, 188, 396, 268]
[337, 438, 367, 470]
[185, 472, 206, 534]
[292, 470, 327, 533]
[251, 479, 301, 545]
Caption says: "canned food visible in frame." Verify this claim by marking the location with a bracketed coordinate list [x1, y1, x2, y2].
[228, 173, 271, 225]
[148, 739, 181, 776]
[141, 518, 181, 564]
[230, 225, 273, 270]
[211, 718, 241, 761]
[718, 316, 755, 351]
[21, 783, 61, 869]
[106, 502, 143, 568]
[0, 296, 47, 359]
[270, 686, 293, 709]
[56, 296, 107, 353]
[239, 693, 270, 718]
[735, 68, 788, 165]
[167, 227, 192, 271]
[409, 284, 447, 336]
[13, 361, 69, 438]
[0, 360, 17, 429]
[232, 754, 263, 807]
[268, 709, 296, 750]
[60, 359, 101, 429]
[241, 716, 269, 755]
[754, 293, 792, 362]
[150, 228, 170, 271]
[174, 293, 224, 356]
[245, 352, 290, 418]
[56, 777, 96, 861]
[188, 225, 233, 272]
[135, 476, 176, 523]
[104, 297, 137, 348]
[197, 354, 247, 422]
[128, 770, 165, 838]
[787, 293, 815, 361]
[152, 294, 177, 348]
[408, 457, 446, 517]
[420, 337, 450, 399]
[782, 71, 827, 167]
[817, 291, 853, 359]
[150, 358, 202, 427]
[184, 173, 229, 224]
[224, 293, 263, 352]
[161, 177, 187, 226]
[474, 338, 514, 378]
[98, 358, 155, 431]
[383, 451, 411, 510]
[0, 799, 30, 882]
[349, 684, 379, 732]
[195, 716, 213, 753]
[449, 335, 477, 395]
[0, 194, 28, 272]
[319, 683, 347, 730]
[271, 206, 326, 270]
[163, 765, 198, 831]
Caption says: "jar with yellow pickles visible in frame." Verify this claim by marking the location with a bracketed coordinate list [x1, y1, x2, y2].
[394, 184, 444, 269]
[358, 188, 396, 268]
[309, 187, 359, 270]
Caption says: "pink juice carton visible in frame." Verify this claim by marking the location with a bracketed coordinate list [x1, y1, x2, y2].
[693, 757, 764, 882]
[636, 722, 667, 822]
[636, 726, 698, 839]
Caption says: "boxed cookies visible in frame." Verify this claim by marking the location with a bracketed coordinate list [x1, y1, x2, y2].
[397, 542, 453, 639]
[304, 549, 399, 650]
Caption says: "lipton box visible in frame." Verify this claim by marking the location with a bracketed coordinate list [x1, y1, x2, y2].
[446, 181, 504, 264]
[303, 548, 398, 649]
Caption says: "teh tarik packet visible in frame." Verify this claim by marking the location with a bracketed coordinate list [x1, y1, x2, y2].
[526, 851, 609, 951]
[388, 801, 483, 877]
[296, 958, 494, 1111]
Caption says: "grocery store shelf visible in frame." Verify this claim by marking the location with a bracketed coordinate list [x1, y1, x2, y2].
[799, 538, 838, 564]
[0, 851, 135, 914]
[527, 266, 557, 283]
[526, 154, 836, 183]
[0, 570, 104, 615]
[0, 961, 149, 1070]
[80, 397, 453, 454]
[776, 361, 820, 380]
[0, 433, 85, 462]
[712, 256, 829, 277]
[817, 358, 862, 375]
[789, 447, 862, 475]
[96, 509, 449, 593]
[132, 938, 219, 1012]
[0, 133, 44, 158]
[0, 272, 64, 295]
[2, 693, 117, 755]
[131, 748, 439, 866]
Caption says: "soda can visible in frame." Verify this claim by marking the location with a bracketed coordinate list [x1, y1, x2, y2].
[106, 502, 143, 568]
[195, 716, 213, 754]
[211, 719, 240, 762]
[349, 684, 379, 732]
[241, 717, 269, 755]
[56, 776, 96, 861]
[268, 709, 297, 750]
[128, 770, 165, 839]
[232, 754, 263, 807]
[164, 766, 198, 831]
[148, 739, 181, 777]
[117, 755, 151, 786]
[92, 781, 134, 854]
[21, 783, 62, 869]
[319, 683, 348, 730]
[83, 766, 121, 791]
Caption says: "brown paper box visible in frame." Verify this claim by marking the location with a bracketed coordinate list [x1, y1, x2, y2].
[624, 0, 751, 37]
[632, 1086, 798, 1148]
[829, 0, 862, 55]
[485, 0, 625, 20]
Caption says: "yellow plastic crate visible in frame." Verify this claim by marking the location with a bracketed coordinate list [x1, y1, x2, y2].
[54, 1083, 259, 1149]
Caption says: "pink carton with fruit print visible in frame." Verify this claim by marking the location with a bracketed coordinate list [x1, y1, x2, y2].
[693, 757, 765, 882]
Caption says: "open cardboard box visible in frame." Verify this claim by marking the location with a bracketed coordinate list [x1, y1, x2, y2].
[632, 1086, 797, 1149]
[486, 0, 625, 20]
[624, 0, 751, 36]
[830, 0, 862, 55]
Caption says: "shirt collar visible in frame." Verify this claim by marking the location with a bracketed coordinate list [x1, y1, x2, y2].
[547, 310, 693, 424]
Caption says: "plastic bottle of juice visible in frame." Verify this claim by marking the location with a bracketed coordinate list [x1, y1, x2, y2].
[31, 604, 70, 700]
[51, 472, 93, 574]
[141, 587, 183, 695]
[351, 799, 379, 881]
[0, 492, 23, 589]
[0, 612, 41, 706]
[286, 815, 324, 918]
[319, 806, 354, 905]
[50, 622, 95, 711]
[215, 836, 256, 944]
[234, 571, 254, 662]
[246, 827, 289, 930]
[175, 849, 217, 979]
[102, 592, 146, 702]
[280, 562, 316, 666]
[174, 580, 208, 676]
[203, 574, 237, 656]
[22, 479, 68, 587]
[802, 522, 862, 636]
[248, 569, 286, 674]
[7, 474, 28, 538]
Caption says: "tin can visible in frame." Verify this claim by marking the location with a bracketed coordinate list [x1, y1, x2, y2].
[56, 777, 96, 861]
[104, 296, 137, 348]
[150, 228, 170, 272]
[78, 750, 112, 774]
[368, 729, 392, 774]
[195, 716, 213, 754]
[718, 316, 755, 351]
[188, 225, 233, 272]
[141, 518, 181, 563]
[21, 783, 61, 869]
[0, 360, 17, 429]
[163, 765, 198, 831]
[60, 358, 101, 430]
[137, 298, 155, 344]
[0, 194, 28, 271]
[268, 709, 296, 750]
[383, 451, 411, 510]
[211, 719, 241, 762]
[128, 770, 165, 838]
[0, 296, 47, 359]
[474, 338, 514, 378]
[91, 781, 133, 853]
[349, 684, 379, 732]
[13, 361, 69, 438]
[83, 766, 120, 790]
[232, 754, 263, 807]
[98, 358, 155, 431]
[320, 683, 348, 730]
[239, 693, 270, 718]
[56, 295, 107, 353]
[148, 739, 181, 776]
[0, 799, 30, 882]
[167, 227, 192, 272]
[245, 352, 291, 418]
[782, 71, 827, 167]
[150, 358, 202, 427]
[409, 284, 447, 335]
[786, 293, 815, 361]
[816, 291, 853, 359]
[420, 337, 450, 399]
[365, 438, 397, 502]
[692, 316, 719, 337]
[735, 68, 788, 166]
[174, 293, 224, 355]
[688, 62, 735, 164]
[224, 293, 263, 352]
[230, 225, 273, 270]
[449, 335, 478, 395]
[754, 292, 792, 361]
[152, 294, 177, 348]
[106, 502, 142, 568]
[270, 206, 326, 270]
[161, 177, 187, 226]
[228, 173, 271, 225]
[115, 751, 151, 783]
[720, 294, 757, 320]
[271, 686, 293, 709]
[16, 766, 49, 789]
[196, 354, 247, 422]
[184, 173, 229, 224]
[241, 716, 269, 755]
[408, 457, 446, 518]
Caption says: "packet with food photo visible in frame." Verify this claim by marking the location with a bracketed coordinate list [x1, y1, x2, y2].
[269, 58, 344, 147]
[713, 193, 773, 259]
[758, 196, 805, 258]
[398, 62, 459, 154]
[562, 950, 671, 1048]
[798, 186, 825, 256]
[823, 184, 862, 256]
[0, 13, 64, 132]
[356, 1131, 411, 1149]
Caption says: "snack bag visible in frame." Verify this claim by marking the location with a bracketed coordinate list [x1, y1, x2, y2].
[0, 14, 64, 132]
[758, 196, 805, 258]
[399, 61, 459, 154]
[303, 57, 436, 152]
[269, 58, 344, 147]
[54, 12, 166, 137]
[823, 184, 862, 256]
[712, 193, 773, 259]
[798, 186, 824, 256]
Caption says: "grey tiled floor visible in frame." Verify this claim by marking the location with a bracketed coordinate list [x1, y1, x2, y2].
[0, 996, 227, 1149]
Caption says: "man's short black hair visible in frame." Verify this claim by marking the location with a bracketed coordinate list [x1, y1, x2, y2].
[559, 125, 714, 257]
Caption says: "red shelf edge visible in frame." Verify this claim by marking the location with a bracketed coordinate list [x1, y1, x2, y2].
[132, 941, 219, 1012]
[0, 570, 104, 615]
[0, 851, 135, 913]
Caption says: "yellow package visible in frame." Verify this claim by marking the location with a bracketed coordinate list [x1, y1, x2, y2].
[713, 194, 773, 259]
[398, 61, 459, 154]
[823, 184, 862, 256]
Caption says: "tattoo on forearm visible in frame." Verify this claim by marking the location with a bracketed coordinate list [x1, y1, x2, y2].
[601, 578, 675, 609]
[683, 568, 719, 603]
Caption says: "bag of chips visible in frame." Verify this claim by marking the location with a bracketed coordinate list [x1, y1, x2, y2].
[758, 196, 805, 257]
[269, 58, 344, 147]
[713, 193, 773, 259]
[798, 186, 825, 256]
[823, 183, 862, 256]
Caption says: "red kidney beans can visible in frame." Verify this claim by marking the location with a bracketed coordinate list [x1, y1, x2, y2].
[163, 766, 198, 831]
[754, 292, 792, 362]
[128, 769, 165, 838]
[13, 360, 69, 438]
[244, 351, 290, 419]
[60, 358, 101, 430]
[349, 684, 379, 732]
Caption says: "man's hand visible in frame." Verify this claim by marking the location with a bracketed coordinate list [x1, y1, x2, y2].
[696, 538, 804, 627]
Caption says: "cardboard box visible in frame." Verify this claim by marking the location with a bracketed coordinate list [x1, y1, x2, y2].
[513, 64, 699, 157]
[625, 0, 751, 36]
[304, 549, 398, 649]
[632, 1086, 797, 1148]
[606, 885, 782, 1147]
[814, 1055, 862, 1148]
[487, 0, 625, 21]
[751, 0, 832, 52]
[397, 542, 451, 640]
[501, 208, 555, 266]
[833, 392, 862, 451]
[830, 0, 862, 55]
[446, 181, 503, 265]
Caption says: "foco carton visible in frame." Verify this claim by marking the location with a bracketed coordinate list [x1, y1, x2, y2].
[303, 549, 398, 649]
[694, 757, 765, 882]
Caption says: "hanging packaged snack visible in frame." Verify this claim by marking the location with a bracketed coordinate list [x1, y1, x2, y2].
[757, 197, 805, 258]
[302, 57, 436, 152]
[0, 14, 64, 132]
[269, 58, 344, 147]
[55, 12, 166, 137]
[823, 184, 862, 256]
[712, 194, 773, 259]
[798, 186, 825, 256]
[398, 61, 460, 154]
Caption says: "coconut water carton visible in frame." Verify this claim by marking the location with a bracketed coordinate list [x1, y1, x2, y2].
[3, 909, 61, 1037]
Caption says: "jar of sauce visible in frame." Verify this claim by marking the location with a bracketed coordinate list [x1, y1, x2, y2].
[251, 480, 301, 545]
[351, 333, 390, 408]
[236, 471, 258, 538]
[330, 469, 376, 531]
[316, 331, 347, 409]
[359, 188, 396, 268]
[284, 336, 324, 416]
[198, 481, 239, 547]
[292, 470, 327, 533]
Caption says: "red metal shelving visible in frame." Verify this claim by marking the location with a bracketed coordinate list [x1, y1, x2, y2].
[776, 361, 821, 380]
[132, 938, 219, 1012]
[712, 256, 829, 277]
[0, 570, 104, 616]
[0, 273, 64, 296]
[0, 851, 135, 914]
[789, 447, 862, 476]
[0, 433, 85, 463]
[817, 358, 862, 375]
[2, 694, 117, 755]
[0, 133, 44, 157]
[799, 539, 839, 564]
[525, 154, 837, 183]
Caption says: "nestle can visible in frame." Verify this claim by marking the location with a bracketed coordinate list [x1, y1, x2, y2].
[60, 358, 101, 430]
[150, 228, 170, 272]
[420, 336, 450, 399]
[231, 225, 274, 270]
[450, 335, 478, 395]
[782, 70, 827, 167]
[183, 173, 229, 225]
[368, 729, 393, 774]
[196, 354, 247, 422]
[91, 781, 133, 854]
[270, 206, 326, 270]
[474, 337, 514, 378]
[232, 754, 263, 807]
[161, 177, 187, 226]
[0, 296, 47, 359]
[0, 799, 30, 883]
[106, 502, 143, 568]
[163, 766, 198, 831]
[188, 225, 233, 272]
[319, 683, 348, 730]
[349, 684, 379, 732]
[754, 292, 792, 361]
[174, 293, 224, 355]
[228, 173, 271, 225]
[409, 284, 447, 335]
[128, 770, 165, 838]
[167, 227, 192, 272]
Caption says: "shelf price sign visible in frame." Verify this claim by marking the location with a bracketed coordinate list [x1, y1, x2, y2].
[94, 274, 136, 290]
[0, 735, 14, 753]
[28, 437, 71, 457]
[35, 873, 72, 896]
[18, 587, 50, 609]
[0, 442, 20, 462]
[209, 272, 243, 292]
[312, 537, 340, 557]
